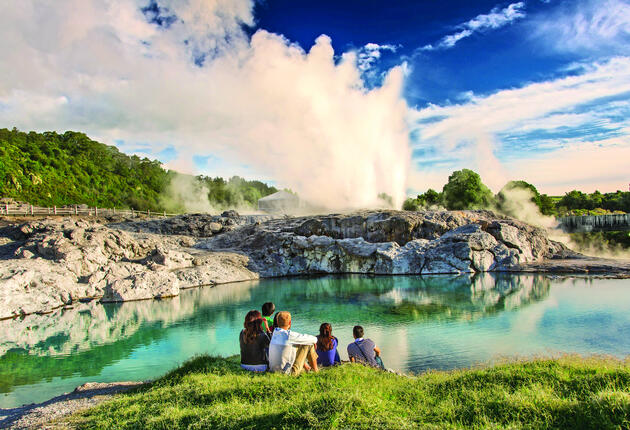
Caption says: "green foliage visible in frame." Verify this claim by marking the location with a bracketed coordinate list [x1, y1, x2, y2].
[0, 128, 169, 211]
[0, 128, 277, 212]
[402, 197, 419, 211]
[558, 190, 630, 215]
[442, 169, 494, 210]
[69, 355, 630, 429]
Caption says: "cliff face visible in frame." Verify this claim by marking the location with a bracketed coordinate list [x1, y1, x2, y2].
[0, 210, 586, 319]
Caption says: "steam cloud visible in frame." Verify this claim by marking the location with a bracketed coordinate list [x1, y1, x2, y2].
[0, 0, 411, 210]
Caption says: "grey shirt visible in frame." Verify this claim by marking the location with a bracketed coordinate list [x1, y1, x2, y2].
[347, 338, 378, 367]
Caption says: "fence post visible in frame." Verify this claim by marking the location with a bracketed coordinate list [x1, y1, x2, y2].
[164, 210, 166, 217]
[30, 205, 34, 215]
[4, 204, 8, 215]
[54, 206, 57, 215]
[131, 208, 134, 217]
[95, 207, 98, 217]
[147, 209, 150, 216]
[74, 205, 78, 215]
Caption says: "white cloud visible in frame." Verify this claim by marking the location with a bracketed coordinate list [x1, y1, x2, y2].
[409, 57, 630, 193]
[0, 0, 411, 210]
[357, 42, 398, 71]
[422, 2, 526, 50]
[531, 0, 630, 55]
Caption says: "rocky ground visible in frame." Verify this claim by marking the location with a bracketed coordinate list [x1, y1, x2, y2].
[0, 381, 145, 429]
[0, 210, 628, 320]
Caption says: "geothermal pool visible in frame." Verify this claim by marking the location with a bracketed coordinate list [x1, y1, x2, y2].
[2, 274, 630, 408]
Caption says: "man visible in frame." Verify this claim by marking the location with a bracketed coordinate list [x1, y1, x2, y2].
[347, 325, 382, 368]
[268, 311, 319, 375]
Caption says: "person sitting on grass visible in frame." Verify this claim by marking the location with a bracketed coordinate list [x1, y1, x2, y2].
[316, 323, 341, 367]
[347, 325, 384, 369]
[239, 310, 271, 372]
[268, 311, 319, 375]
[260, 302, 275, 333]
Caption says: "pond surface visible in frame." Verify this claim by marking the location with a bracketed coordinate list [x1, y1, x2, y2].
[1, 273, 630, 408]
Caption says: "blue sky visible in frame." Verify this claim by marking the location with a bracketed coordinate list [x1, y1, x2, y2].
[1, 0, 630, 206]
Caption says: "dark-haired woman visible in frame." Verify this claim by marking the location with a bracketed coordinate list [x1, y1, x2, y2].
[240, 310, 271, 372]
[315, 323, 341, 367]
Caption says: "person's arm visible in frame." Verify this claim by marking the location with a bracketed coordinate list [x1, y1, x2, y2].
[374, 346, 381, 357]
[261, 318, 270, 333]
[288, 331, 317, 345]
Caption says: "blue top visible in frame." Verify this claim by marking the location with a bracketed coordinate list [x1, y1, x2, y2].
[316, 337, 340, 367]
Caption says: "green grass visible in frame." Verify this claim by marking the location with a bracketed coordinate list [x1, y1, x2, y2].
[67, 355, 630, 429]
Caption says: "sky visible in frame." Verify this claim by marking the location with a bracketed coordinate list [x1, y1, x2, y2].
[1, 0, 629, 207]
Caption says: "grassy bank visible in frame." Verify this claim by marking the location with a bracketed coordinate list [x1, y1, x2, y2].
[67, 355, 630, 429]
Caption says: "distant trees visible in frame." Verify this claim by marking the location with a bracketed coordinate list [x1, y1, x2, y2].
[0, 128, 277, 212]
[402, 169, 629, 216]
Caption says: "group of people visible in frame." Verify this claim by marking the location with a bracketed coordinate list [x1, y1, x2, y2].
[239, 302, 384, 375]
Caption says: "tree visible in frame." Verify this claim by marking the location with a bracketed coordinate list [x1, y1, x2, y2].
[442, 169, 494, 210]
[418, 188, 442, 207]
[402, 198, 419, 211]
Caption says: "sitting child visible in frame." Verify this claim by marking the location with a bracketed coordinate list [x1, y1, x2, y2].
[316, 323, 341, 367]
[261, 302, 275, 333]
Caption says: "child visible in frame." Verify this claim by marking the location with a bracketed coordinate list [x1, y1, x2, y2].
[261, 302, 275, 332]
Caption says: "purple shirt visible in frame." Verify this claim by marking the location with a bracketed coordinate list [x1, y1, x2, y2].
[316, 337, 340, 367]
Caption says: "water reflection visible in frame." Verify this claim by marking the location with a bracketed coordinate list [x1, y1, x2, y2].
[1, 274, 628, 408]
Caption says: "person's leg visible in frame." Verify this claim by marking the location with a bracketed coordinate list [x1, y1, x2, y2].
[291, 345, 309, 376]
[307, 345, 319, 372]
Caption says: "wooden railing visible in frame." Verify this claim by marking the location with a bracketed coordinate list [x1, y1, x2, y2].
[0, 204, 178, 218]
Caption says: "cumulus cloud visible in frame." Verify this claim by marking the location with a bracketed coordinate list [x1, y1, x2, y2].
[409, 57, 630, 193]
[0, 0, 411, 210]
[422, 2, 526, 50]
[531, 0, 630, 54]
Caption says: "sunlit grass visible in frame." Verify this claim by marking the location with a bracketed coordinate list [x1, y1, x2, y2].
[68, 355, 630, 429]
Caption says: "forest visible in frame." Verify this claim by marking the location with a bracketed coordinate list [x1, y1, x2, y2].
[0, 128, 277, 212]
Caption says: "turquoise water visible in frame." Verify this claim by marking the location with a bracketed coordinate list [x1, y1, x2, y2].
[1, 273, 630, 408]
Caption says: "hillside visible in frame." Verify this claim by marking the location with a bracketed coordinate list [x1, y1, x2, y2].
[0, 128, 276, 212]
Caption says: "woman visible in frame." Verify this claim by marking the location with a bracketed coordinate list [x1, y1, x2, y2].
[315, 323, 341, 367]
[239, 310, 270, 372]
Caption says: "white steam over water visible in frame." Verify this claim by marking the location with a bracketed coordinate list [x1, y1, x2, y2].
[0, 0, 411, 210]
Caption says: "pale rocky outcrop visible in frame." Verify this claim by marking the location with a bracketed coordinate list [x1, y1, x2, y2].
[199, 211, 568, 277]
[0, 209, 620, 320]
[0, 217, 258, 319]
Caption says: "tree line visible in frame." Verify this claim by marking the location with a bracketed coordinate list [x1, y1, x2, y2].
[403, 169, 630, 216]
[0, 128, 276, 212]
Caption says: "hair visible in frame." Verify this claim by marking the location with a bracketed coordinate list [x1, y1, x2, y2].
[353, 325, 364, 338]
[317, 323, 335, 351]
[243, 310, 262, 344]
[275, 311, 291, 329]
[262, 302, 275, 317]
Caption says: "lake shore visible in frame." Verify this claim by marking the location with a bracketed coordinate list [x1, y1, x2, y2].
[16, 354, 629, 429]
[2, 210, 630, 320]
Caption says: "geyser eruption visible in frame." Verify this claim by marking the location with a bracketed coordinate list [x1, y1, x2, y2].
[0, 0, 412, 211]
[199, 32, 412, 210]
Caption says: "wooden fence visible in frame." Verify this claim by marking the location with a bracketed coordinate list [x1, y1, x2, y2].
[0, 204, 178, 218]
